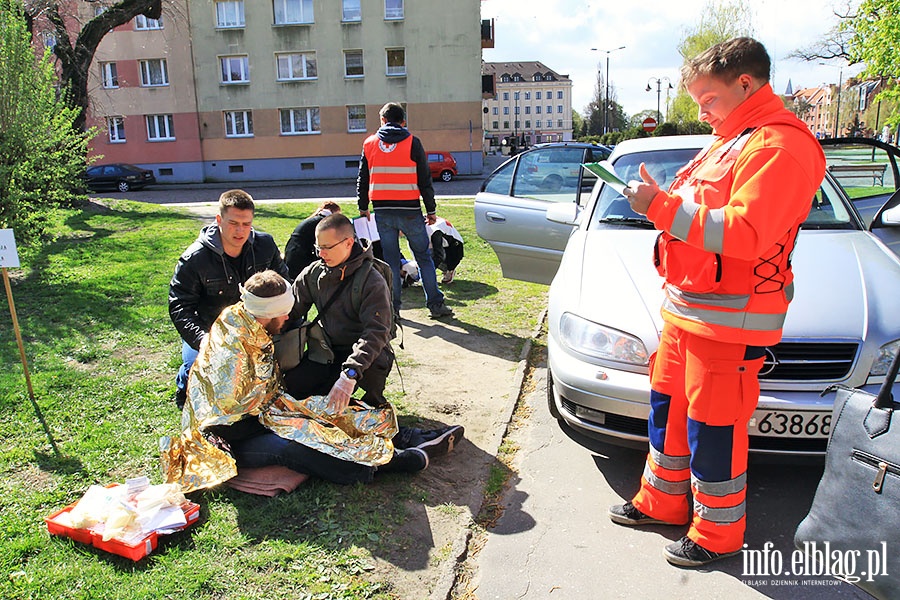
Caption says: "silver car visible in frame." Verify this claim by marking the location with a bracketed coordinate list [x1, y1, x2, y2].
[476, 135, 900, 456]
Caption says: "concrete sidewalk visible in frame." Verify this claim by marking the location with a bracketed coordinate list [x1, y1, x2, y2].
[466, 360, 869, 599]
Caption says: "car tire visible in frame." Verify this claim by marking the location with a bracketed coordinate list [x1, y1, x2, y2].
[117, 181, 130, 192]
[543, 174, 563, 191]
[440, 170, 453, 182]
[547, 368, 562, 420]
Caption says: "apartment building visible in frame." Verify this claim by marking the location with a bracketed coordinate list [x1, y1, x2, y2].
[82, 0, 483, 183]
[481, 61, 573, 153]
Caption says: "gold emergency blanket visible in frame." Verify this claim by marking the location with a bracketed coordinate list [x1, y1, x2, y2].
[160, 303, 397, 493]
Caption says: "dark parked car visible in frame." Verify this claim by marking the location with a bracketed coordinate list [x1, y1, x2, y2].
[84, 163, 156, 192]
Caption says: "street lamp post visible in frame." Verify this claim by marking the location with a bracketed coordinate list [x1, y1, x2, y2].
[833, 67, 843, 138]
[591, 45, 625, 135]
[646, 76, 673, 124]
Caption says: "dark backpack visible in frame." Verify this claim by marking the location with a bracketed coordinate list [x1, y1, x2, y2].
[350, 257, 397, 340]
[305, 256, 398, 341]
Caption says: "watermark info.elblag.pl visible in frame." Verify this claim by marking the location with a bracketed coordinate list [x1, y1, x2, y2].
[741, 541, 889, 587]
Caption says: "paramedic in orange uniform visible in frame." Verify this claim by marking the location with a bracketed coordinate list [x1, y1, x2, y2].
[609, 37, 826, 567]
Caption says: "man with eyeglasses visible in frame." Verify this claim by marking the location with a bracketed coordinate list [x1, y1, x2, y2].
[283, 213, 463, 459]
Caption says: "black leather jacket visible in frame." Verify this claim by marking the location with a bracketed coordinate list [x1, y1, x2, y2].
[169, 224, 288, 349]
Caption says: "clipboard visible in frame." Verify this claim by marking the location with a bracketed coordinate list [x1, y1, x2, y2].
[582, 161, 627, 195]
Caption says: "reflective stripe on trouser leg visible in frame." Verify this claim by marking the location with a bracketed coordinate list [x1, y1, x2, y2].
[683, 334, 764, 553]
[632, 327, 691, 524]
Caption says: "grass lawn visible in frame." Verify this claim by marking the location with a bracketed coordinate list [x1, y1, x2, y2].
[0, 197, 545, 599]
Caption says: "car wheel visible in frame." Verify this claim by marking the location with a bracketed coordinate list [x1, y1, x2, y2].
[547, 368, 562, 420]
[543, 174, 563, 191]
[440, 170, 453, 182]
[117, 181, 130, 192]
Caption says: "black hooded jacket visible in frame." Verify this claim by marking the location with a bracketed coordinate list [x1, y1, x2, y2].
[169, 224, 288, 349]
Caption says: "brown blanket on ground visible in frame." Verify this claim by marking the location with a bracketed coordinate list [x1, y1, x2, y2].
[225, 465, 309, 497]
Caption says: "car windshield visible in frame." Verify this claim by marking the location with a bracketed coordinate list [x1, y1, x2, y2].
[590, 146, 862, 231]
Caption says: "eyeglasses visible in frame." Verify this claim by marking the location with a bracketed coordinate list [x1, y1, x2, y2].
[314, 237, 349, 252]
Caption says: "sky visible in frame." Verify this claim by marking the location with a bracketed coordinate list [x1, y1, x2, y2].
[480, 0, 862, 119]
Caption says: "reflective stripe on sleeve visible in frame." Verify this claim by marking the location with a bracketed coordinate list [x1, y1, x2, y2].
[704, 208, 726, 253]
[670, 201, 700, 241]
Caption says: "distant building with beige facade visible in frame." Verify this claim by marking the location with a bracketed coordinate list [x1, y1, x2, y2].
[75, 0, 484, 183]
[481, 61, 573, 153]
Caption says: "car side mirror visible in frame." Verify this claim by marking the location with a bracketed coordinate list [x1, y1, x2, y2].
[546, 202, 580, 226]
[880, 205, 900, 226]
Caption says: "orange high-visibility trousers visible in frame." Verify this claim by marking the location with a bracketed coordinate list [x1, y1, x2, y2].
[632, 324, 765, 553]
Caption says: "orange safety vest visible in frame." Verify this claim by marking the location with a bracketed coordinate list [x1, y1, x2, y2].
[646, 84, 826, 346]
[363, 135, 421, 203]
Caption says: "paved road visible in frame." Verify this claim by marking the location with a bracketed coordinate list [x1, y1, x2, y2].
[94, 154, 510, 205]
[470, 362, 870, 599]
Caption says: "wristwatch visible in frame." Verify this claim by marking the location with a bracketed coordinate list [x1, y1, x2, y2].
[344, 368, 359, 380]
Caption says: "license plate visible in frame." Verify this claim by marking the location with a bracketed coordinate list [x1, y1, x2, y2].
[748, 410, 831, 438]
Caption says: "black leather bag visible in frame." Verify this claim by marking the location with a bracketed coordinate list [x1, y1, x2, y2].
[794, 349, 900, 599]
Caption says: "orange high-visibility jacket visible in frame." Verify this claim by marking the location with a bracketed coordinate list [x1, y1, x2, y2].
[646, 83, 826, 346]
[362, 135, 421, 204]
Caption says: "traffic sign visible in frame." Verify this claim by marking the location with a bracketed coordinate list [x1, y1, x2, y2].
[642, 116, 658, 133]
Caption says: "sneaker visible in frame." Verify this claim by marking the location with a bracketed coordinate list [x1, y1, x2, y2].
[441, 269, 455, 284]
[663, 536, 742, 567]
[174, 386, 187, 410]
[415, 425, 464, 459]
[429, 302, 454, 319]
[608, 502, 674, 526]
[382, 448, 429, 473]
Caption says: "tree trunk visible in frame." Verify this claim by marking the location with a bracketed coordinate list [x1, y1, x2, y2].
[40, 0, 162, 132]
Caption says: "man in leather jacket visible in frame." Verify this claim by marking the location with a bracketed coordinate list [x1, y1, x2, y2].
[168, 189, 288, 408]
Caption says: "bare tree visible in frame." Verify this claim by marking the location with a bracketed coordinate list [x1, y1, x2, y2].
[25, 0, 163, 131]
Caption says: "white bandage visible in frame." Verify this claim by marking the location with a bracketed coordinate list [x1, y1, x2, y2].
[240, 279, 294, 318]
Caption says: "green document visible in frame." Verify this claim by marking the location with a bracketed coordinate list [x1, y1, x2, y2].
[582, 161, 627, 195]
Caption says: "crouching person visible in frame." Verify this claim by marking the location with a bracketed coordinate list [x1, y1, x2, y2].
[160, 270, 429, 493]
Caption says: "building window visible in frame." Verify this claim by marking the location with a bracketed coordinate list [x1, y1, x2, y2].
[535, 120, 542, 128]
[514, 106, 519, 115]
[139, 59, 169, 86]
[536, 91, 542, 100]
[557, 105, 563, 113]
[386, 48, 405, 76]
[558, 119, 563, 127]
[557, 91, 563, 99]
[280, 107, 320, 134]
[524, 92, 530, 100]
[100, 62, 118, 88]
[224, 110, 253, 137]
[546, 105, 552, 114]
[502, 92, 509, 101]
[514, 91, 519, 100]
[216, 0, 245, 27]
[503, 120, 509, 129]
[221, 56, 250, 83]
[107, 117, 125, 142]
[344, 50, 364, 77]
[342, 0, 360, 21]
[492, 107, 498, 115]
[134, 14, 163, 29]
[492, 121, 499, 129]
[347, 105, 366, 132]
[500, 74, 510, 83]
[146, 114, 175, 140]
[536, 105, 542, 114]
[503, 107, 508, 115]
[276, 52, 317, 80]
[525, 106, 531, 114]
[525, 120, 531, 128]
[514, 120, 520, 129]
[274, 0, 313, 24]
[384, 0, 403, 20]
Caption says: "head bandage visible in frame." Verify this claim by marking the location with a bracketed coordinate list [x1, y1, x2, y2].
[240, 279, 294, 319]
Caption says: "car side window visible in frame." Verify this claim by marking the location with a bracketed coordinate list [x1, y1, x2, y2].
[482, 157, 515, 195]
[511, 147, 582, 203]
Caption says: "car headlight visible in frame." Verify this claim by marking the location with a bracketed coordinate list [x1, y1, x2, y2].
[558, 312, 649, 366]
[870, 339, 900, 377]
